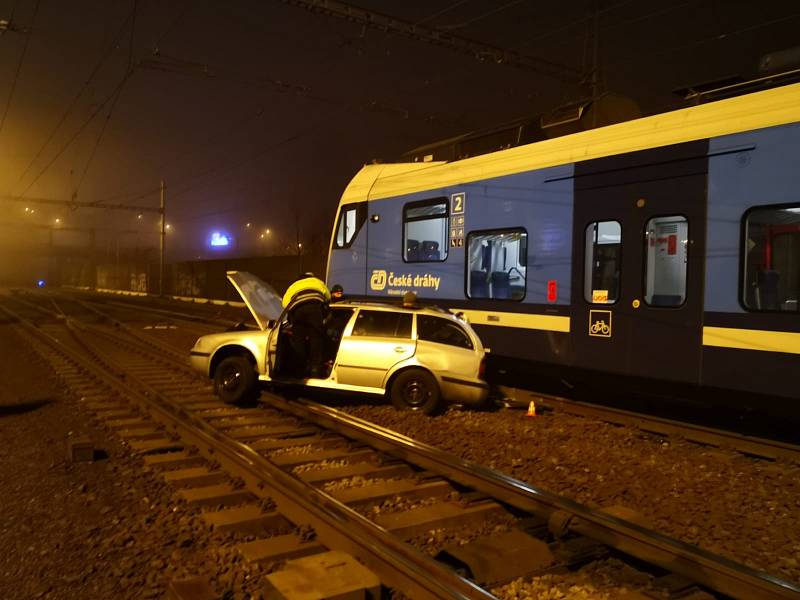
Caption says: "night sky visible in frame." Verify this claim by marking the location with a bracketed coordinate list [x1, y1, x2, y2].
[1, 0, 798, 268]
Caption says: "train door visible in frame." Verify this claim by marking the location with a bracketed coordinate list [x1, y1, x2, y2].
[570, 142, 708, 383]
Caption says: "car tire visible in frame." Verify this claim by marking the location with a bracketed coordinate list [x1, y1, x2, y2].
[390, 368, 441, 415]
[214, 356, 257, 404]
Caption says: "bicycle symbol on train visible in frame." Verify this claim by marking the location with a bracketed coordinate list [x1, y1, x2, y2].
[588, 310, 613, 338]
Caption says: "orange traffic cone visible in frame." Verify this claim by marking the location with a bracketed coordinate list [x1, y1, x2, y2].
[525, 400, 537, 417]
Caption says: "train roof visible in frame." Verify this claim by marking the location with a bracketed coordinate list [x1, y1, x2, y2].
[339, 81, 800, 206]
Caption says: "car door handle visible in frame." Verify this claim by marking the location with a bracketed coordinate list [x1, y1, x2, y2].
[394, 347, 407, 353]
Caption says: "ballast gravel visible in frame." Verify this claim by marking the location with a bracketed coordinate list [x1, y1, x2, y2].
[342, 404, 800, 584]
[0, 322, 272, 599]
[492, 558, 663, 600]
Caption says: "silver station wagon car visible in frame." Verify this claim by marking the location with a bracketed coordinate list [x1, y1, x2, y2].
[189, 271, 489, 413]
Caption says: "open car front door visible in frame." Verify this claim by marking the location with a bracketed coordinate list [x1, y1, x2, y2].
[266, 291, 331, 380]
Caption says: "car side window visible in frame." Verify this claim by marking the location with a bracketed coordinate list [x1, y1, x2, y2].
[417, 315, 473, 349]
[325, 308, 355, 342]
[352, 310, 412, 338]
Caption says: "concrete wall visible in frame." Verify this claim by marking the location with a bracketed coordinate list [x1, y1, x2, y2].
[94, 254, 326, 299]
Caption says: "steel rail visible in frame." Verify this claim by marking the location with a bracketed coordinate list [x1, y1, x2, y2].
[75, 285, 800, 462]
[510, 389, 800, 462]
[266, 395, 800, 600]
[0, 302, 496, 600]
[11, 293, 193, 368]
[63, 290, 244, 328]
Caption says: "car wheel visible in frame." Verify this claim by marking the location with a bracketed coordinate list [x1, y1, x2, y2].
[214, 356, 257, 404]
[390, 368, 441, 415]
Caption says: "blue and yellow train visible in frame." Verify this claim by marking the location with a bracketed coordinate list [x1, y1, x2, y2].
[326, 81, 800, 439]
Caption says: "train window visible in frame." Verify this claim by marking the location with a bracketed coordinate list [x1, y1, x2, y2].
[417, 315, 473, 349]
[466, 229, 527, 300]
[584, 221, 621, 304]
[644, 215, 688, 307]
[742, 205, 800, 312]
[403, 198, 448, 262]
[332, 203, 366, 249]
[351, 310, 412, 338]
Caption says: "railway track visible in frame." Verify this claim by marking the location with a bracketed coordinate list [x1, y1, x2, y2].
[500, 387, 800, 462]
[62, 290, 800, 462]
[3, 292, 799, 599]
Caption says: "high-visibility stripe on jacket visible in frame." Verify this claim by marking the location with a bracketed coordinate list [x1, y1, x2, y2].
[282, 276, 330, 307]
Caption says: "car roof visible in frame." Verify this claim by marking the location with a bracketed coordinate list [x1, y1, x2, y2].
[334, 300, 459, 319]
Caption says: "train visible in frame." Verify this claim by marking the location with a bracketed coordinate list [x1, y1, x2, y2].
[325, 79, 800, 440]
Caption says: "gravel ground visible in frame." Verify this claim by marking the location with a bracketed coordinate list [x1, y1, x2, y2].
[29, 292, 800, 589]
[492, 558, 663, 600]
[342, 404, 800, 583]
[0, 322, 271, 599]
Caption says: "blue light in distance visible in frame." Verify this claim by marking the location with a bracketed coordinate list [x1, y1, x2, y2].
[209, 231, 231, 248]
[37, 279, 46, 288]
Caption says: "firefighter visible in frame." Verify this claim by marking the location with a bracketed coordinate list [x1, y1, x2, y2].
[282, 273, 331, 378]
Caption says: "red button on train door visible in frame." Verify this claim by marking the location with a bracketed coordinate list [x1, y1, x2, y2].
[547, 280, 557, 303]
[668, 234, 677, 255]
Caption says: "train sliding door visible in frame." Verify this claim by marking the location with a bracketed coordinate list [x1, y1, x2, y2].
[570, 142, 708, 384]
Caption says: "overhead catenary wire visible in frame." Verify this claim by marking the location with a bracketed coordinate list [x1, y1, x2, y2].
[78, 0, 139, 203]
[167, 120, 326, 207]
[1, 0, 20, 33]
[15, 5, 137, 189]
[127, 0, 137, 71]
[77, 70, 133, 202]
[510, 0, 638, 51]
[415, 0, 473, 25]
[92, 49, 458, 209]
[437, 0, 528, 31]
[17, 71, 132, 200]
[153, 0, 191, 52]
[604, 10, 800, 71]
[276, 0, 580, 82]
[0, 0, 41, 140]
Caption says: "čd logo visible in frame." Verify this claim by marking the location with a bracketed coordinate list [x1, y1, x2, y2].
[588, 310, 612, 338]
[370, 270, 387, 291]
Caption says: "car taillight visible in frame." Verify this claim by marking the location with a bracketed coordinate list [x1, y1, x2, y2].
[478, 357, 486, 380]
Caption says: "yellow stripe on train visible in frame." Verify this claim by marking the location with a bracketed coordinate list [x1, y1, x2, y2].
[702, 326, 800, 355]
[459, 310, 570, 333]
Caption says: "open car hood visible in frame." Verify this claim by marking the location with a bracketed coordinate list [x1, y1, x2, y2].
[226, 271, 284, 331]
